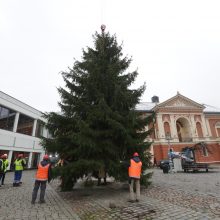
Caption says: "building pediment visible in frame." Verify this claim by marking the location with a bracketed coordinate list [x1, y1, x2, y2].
[153, 93, 205, 111]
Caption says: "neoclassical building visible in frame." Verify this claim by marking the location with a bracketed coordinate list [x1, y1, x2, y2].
[136, 92, 220, 164]
[0, 91, 48, 169]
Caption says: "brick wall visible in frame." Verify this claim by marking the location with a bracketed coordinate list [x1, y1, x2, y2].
[153, 143, 220, 164]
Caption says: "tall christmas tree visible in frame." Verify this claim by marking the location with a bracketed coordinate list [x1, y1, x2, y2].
[42, 25, 154, 190]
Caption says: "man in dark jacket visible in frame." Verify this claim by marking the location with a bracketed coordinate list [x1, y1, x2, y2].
[128, 152, 142, 202]
[31, 155, 52, 204]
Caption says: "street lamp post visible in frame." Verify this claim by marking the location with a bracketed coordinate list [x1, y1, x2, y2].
[165, 133, 173, 173]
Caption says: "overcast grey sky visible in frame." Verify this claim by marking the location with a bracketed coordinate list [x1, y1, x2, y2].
[1, 0, 220, 112]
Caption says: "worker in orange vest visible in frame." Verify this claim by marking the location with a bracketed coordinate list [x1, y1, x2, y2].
[128, 152, 142, 202]
[31, 155, 52, 204]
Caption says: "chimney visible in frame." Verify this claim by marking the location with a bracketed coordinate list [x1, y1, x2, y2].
[151, 96, 159, 103]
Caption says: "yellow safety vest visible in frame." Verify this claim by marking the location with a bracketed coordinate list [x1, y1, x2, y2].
[3, 159, 9, 172]
[14, 159, 25, 171]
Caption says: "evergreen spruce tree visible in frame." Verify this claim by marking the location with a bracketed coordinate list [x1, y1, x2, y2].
[42, 26, 154, 191]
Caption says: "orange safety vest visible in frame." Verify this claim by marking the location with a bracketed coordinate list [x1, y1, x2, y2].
[36, 163, 50, 181]
[128, 159, 142, 179]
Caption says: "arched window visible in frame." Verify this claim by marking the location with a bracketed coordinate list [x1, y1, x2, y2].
[196, 122, 203, 138]
[164, 122, 171, 136]
[176, 122, 182, 142]
[215, 122, 220, 137]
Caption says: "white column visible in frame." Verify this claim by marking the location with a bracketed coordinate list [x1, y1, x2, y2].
[157, 114, 165, 139]
[32, 119, 37, 136]
[154, 125, 158, 140]
[28, 152, 33, 168]
[201, 115, 209, 137]
[189, 114, 197, 139]
[7, 150, 13, 170]
[205, 118, 212, 138]
[170, 115, 178, 141]
[13, 112, 20, 132]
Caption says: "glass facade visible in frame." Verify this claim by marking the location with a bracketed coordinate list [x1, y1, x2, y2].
[0, 104, 46, 138]
[0, 91, 49, 139]
[35, 120, 44, 137]
[32, 152, 40, 168]
[0, 105, 16, 131]
[17, 114, 34, 136]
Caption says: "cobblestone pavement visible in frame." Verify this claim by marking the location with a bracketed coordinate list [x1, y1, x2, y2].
[1, 168, 220, 219]
[51, 166, 220, 220]
[0, 170, 79, 220]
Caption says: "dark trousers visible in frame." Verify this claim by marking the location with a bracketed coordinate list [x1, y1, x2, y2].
[14, 170, 22, 183]
[32, 180, 47, 202]
[0, 173, 3, 186]
[2, 172, 6, 184]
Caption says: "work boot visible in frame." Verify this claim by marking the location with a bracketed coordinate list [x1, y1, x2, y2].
[128, 200, 135, 203]
[39, 200, 45, 204]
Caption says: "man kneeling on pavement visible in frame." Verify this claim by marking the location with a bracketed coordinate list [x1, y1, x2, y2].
[31, 154, 52, 204]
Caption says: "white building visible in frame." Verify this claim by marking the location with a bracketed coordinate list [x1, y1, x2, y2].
[0, 91, 49, 169]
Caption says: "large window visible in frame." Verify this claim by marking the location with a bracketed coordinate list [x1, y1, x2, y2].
[215, 122, 220, 137]
[17, 114, 34, 136]
[35, 120, 44, 137]
[0, 105, 16, 131]
[196, 122, 203, 138]
[163, 122, 171, 136]
[32, 152, 40, 168]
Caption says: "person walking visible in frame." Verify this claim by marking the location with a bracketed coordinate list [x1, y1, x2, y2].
[128, 152, 142, 202]
[13, 154, 26, 187]
[1, 154, 9, 185]
[0, 156, 4, 187]
[31, 155, 52, 204]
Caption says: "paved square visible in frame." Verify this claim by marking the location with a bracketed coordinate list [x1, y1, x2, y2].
[1, 168, 220, 219]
